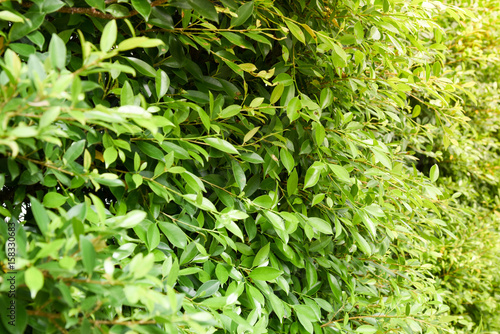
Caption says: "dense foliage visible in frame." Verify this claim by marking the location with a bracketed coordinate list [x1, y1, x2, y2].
[0, 0, 498, 333]
[414, 0, 500, 331]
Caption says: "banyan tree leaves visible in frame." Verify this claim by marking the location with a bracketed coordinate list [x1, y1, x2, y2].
[0, 0, 488, 333]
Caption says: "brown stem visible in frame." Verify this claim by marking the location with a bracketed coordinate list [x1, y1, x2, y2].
[21, 0, 169, 19]
[26, 310, 157, 326]
[16, 156, 75, 177]
[321, 314, 434, 328]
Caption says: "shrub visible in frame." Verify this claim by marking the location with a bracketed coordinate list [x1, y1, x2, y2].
[0, 0, 496, 333]
[409, 0, 500, 331]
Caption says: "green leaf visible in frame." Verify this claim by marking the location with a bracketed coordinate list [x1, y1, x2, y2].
[63, 140, 85, 164]
[10, 43, 36, 57]
[220, 105, 242, 118]
[328, 274, 342, 303]
[49, 33, 66, 70]
[243, 126, 260, 144]
[100, 20, 117, 51]
[285, 20, 305, 44]
[220, 32, 255, 52]
[105, 3, 129, 17]
[231, 159, 246, 191]
[430, 164, 439, 182]
[200, 297, 227, 309]
[395, 83, 411, 92]
[9, 12, 44, 41]
[308, 217, 332, 234]
[9, 125, 38, 138]
[280, 149, 295, 173]
[42, 192, 67, 208]
[85, 0, 105, 11]
[29, 196, 49, 236]
[227, 210, 249, 220]
[89, 193, 106, 223]
[252, 243, 270, 267]
[103, 147, 118, 168]
[224, 220, 244, 241]
[351, 230, 372, 256]
[304, 166, 321, 189]
[147, 223, 160, 251]
[184, 194, 217, 212]
[231, 1, 254, 27]
[286, 96, 301, 122]
[249, 267, 282, 281]
[130, 253, 154, 279]
[195, 280, 220, 298]
[296, 312, 313, 332]
[287, 168, 298, 196]
[268, 293, 285, 319]
[132, 174, 143, 188]
[329, 164, 351, 183]
[412, 104, 421, 118]
[433, 61, 442, 76]
[314, 122, 325, 146]
[294, 304, 320, 322]
[332, 44, 347, 63]
[136, 141, 164, 160]
[265, 212, 285, 231]
[270, 84, 284, 104]
[204, 138, 240, 155]
[25, 267, 44, 299]
[240, 152, 264, 164]
[356, 325, 378, 333]
[371, 147, 392, 170]
[273, 73, 293, 86]
[131, 0, 151, 20]
[320, 88, 333, 109]
[354, 21, 364, 41]
[253, 195, 273, 209]
[161, 142, 191, 159]
[155, 69, 170, 99]
[124, 57, 156, 77]
[80, 237, 96, 275]
[110, 210, 146, 228]
[311, 193, 325, 207]
[118, 37, 164, 51]
[215, 264, 229, 284]
[364, 204, 385, 217]
[181, 171, 206, 192]
[187, 0, 219, 22]
[0, 10, 24, 22]
[359, 211, 377, 238]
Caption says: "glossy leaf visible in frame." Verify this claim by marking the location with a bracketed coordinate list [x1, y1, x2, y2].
[158, 221, 188, 248]
[187, 0, 219, 22]
[204, 138, 239, 155]
[249, 267, 282, 281]
[100, 20, 117, 51]
[49, 33, 66, 70]
[231, 1, 254, 27]
[25, 267, 44, 299]
[131, 0, 151, 20]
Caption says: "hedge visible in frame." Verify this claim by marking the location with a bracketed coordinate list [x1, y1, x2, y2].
[0, 0, 498, 333]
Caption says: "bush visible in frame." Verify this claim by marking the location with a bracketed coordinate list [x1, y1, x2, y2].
[0, 0, 497, 333]
[410, 0, 500, 331]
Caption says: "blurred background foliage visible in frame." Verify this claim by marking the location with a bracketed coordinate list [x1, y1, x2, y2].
[410, 0, 500, 331]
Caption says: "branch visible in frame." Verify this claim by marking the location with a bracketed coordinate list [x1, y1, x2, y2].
[26, 310, 157, 326]
[321, 314, 435, 328]
[21, 0, 169, 19]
